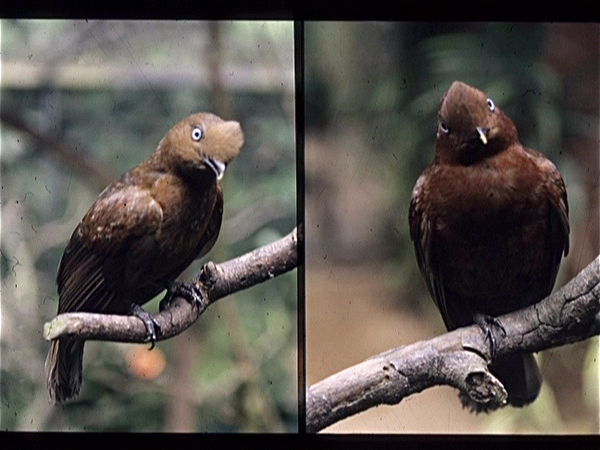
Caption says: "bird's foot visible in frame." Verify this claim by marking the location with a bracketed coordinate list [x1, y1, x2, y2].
[130, 304, 161, 350]
[473, 312, 506, 360]
[159, 281, 206, 312]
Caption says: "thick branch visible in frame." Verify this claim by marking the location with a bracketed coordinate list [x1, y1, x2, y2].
[44, 226, 299, 343]
[306, 255, 600, 433]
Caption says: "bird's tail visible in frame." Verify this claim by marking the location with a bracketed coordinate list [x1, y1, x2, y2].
[493, 352, 542, 407]
[45, 339, 85, 404]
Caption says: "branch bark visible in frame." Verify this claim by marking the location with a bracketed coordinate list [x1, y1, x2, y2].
[43, 226, 299, 343]
[306, 255, 600, 433]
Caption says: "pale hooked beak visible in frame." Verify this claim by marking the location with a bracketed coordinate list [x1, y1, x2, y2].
[204, 156, 226, 180]
[477, 127, 488, 145]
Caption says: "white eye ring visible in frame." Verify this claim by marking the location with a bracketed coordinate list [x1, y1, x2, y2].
[440, 122, 449, 134]
[191, 127, 203, 141]
[487, 98, 495, 112]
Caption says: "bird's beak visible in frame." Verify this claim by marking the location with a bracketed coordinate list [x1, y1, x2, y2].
[477, 127, 488, 145]
[204, 156, 226, 180]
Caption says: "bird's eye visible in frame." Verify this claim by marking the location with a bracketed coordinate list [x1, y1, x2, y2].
[487, 98, 495, 112]
[191, 127, 203, 141]
[440, 122, 449, 134]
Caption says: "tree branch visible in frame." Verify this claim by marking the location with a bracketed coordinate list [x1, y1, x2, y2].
[306, 255, 600, 433]
[43, 226, 300, 343]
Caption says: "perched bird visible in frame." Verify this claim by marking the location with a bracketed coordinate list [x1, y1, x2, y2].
[409, 81, 569, 412]
[46, 112, 243, 404]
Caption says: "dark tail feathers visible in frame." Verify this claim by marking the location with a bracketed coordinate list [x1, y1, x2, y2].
[45, 339, 85, 404]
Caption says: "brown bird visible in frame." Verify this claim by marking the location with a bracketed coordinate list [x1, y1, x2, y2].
[409, 81, 569, 412]
[46, 112, 243, 404]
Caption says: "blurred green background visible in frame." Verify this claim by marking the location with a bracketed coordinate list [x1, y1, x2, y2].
[305, 22, 599, 433]
[1, 20, 297, 432]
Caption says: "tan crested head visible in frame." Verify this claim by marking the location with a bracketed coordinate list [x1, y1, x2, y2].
[152, 112, 243, 179]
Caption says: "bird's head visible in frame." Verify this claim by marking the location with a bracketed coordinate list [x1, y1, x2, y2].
[435, 81, 518, 165]
[155, 112, 243, 180]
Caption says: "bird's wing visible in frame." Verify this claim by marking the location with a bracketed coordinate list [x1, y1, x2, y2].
[524, 147, 570, 296]
[539, 154, 569, 258]
[56, 181, 163, 314]
[409, 172, 453, 330]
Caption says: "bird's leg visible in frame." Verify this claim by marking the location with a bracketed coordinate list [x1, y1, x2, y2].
[130, 304, 161, 350]
[159, 281, 206, 312]
[473, 312, 506, 360]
